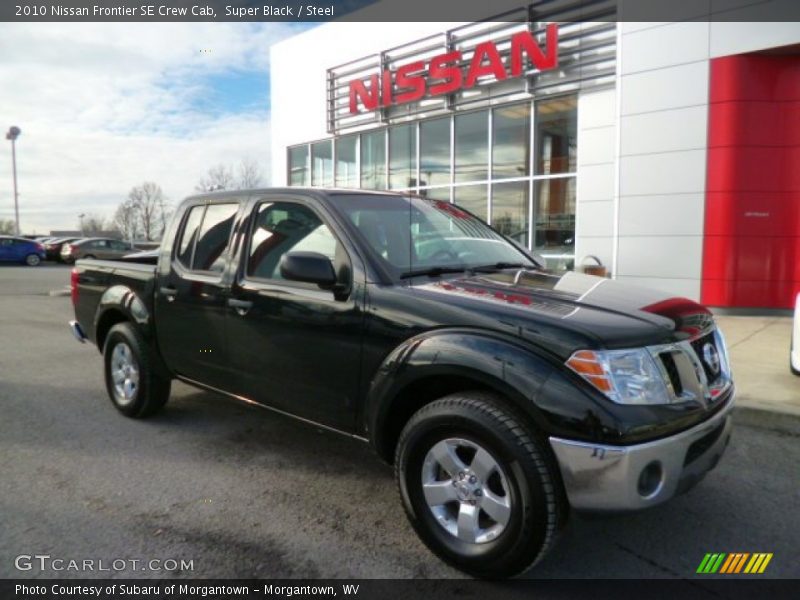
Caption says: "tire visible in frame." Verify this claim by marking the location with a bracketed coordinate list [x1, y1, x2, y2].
[25, 253, 41, 266]
[84, 254, 96, 260]
[103, 322, 171, 418]
[395, 392, 566, 578]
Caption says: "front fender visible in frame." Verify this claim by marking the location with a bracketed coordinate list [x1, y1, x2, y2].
[366, 328, 622, 460]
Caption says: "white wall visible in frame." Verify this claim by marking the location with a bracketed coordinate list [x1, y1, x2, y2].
[575, 89, 616, 273]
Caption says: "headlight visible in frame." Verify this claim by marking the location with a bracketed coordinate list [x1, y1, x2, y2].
[566, 348, 672, 405]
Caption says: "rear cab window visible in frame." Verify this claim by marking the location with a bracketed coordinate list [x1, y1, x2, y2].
[174, 200, 241, 275]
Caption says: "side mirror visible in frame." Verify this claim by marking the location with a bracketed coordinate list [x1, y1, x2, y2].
[279, 251, 337, 288]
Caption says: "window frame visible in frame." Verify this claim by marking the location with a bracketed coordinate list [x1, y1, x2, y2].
[172, 199, 243, 279]
[239, 195, 352, 293]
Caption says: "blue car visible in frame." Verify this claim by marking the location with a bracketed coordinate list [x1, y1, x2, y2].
[0, 236, 46, 266]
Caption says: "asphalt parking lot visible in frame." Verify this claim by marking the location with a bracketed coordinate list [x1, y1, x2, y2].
[1, 264, 799, 579]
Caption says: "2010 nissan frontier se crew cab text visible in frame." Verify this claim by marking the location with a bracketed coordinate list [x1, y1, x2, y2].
[68, 189, 734, 578]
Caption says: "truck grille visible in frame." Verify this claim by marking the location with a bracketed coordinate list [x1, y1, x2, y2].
[650, 327, 731, 404]
[659, 352, 683, 397]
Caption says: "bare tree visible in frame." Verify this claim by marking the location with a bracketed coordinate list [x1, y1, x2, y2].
[0, 219, 14, 235]
[79, 213, 106, 235]
[156, 194, 172, 240]
[113, 198, 139, 242]
[196, 164, 235, 192]
[128, 182, 168, 241]
[237, 157, 263, 189]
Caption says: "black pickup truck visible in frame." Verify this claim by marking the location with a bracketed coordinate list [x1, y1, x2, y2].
[69, 189, 734, 578]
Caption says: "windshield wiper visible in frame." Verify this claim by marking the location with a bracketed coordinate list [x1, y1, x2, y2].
[471, 262, 536, 273]
[399, 266, 469, 279]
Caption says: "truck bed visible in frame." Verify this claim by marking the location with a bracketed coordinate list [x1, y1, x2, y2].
[72, 258, 157, 346]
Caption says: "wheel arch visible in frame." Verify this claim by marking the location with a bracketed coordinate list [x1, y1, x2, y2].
[366, 329, 559, 464]
[94, 285, 152, 352]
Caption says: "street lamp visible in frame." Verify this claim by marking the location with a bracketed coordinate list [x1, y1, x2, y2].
[78, 213, 86, 235]
[5, 126, 21, 236]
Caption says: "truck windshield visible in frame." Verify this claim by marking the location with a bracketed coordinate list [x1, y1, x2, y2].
[330, 194, 536, 277]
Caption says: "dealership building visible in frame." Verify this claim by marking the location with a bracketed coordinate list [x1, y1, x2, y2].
[270, 3, 800, 310]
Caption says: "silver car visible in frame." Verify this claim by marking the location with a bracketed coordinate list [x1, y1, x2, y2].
[61, 238, 133, 263]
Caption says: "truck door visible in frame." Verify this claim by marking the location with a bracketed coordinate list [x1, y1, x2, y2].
[224, 195, 365, 432]
[154, 199, 243, 389]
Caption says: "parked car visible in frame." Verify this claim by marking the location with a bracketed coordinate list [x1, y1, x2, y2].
[68, 189, 734, 578]
[61, 238, 133, 263]
[44, 237, 81, 261]
[792, 292, 799, 376]
[0, 236, 46, 266]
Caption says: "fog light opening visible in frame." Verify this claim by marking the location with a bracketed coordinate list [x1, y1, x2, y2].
[637, 461, 664, 499]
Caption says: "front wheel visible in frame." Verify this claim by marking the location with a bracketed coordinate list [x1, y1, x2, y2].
[25, 253, 41, 266]
[103, 322, 171, 418]
[395, 392, 566, 578]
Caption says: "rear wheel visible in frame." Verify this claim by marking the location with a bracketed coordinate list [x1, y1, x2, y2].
[103, 322, 171, 417]
[24, 253, 41, 266]
[395, 392, 566, 578]
[84, 254, 96, 260]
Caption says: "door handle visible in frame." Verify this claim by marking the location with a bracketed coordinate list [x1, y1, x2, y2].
[159, 286, 177, 302]
[227, 298, 253, 315]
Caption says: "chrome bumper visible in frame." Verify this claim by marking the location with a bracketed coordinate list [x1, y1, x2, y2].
[549, 394, 734, 511]
[69, 320, 87, 343]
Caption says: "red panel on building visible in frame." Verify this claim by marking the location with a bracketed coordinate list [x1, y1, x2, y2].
[702, 54, 800, 308]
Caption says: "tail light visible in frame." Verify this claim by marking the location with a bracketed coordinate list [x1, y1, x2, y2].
[70, 268, 79, 306]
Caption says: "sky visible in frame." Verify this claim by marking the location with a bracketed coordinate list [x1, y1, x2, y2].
[0, 22, 312, 234]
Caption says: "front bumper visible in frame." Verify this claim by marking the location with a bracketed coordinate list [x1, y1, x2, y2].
[549, 393, 734, 511]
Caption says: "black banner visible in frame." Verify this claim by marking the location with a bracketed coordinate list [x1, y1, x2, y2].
[4, 579, 800, 600]
[3, 0, 800, 22]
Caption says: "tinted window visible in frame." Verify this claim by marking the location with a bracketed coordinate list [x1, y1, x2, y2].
[176, 205, 205, 268]
[493, 104, 530, 179]
[311, 140, 333, 187]
[247, 202, 338, 281]
[334, 136, 357, 187]
[492, 181, 529, 245]
[536, 96, 577, 175]
[288, 145, 310, 186]
[455, 111, 488, 183]
[360, 130, 386, 190]
[420, 117, 450, 187]
[389, 124, 416, 190]
[193, 203, 239, 273]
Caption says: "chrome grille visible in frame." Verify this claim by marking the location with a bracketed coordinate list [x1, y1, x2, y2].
[650, 327, 732, 404]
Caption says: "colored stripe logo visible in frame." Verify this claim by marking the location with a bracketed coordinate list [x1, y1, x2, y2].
[697, 553, 773, 574]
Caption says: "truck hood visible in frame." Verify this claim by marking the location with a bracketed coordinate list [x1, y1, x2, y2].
[411, 270, 714, 359]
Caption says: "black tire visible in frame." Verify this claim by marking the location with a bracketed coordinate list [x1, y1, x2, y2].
[103, 322, 171, 418]
[24, 253, 41, 266]
[395, 392, 566, 578]
[84, 254, 96, 259]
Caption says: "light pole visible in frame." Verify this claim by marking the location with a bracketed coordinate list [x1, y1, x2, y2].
[6, 126, 21, 236]
[78, 213, 86, 235]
